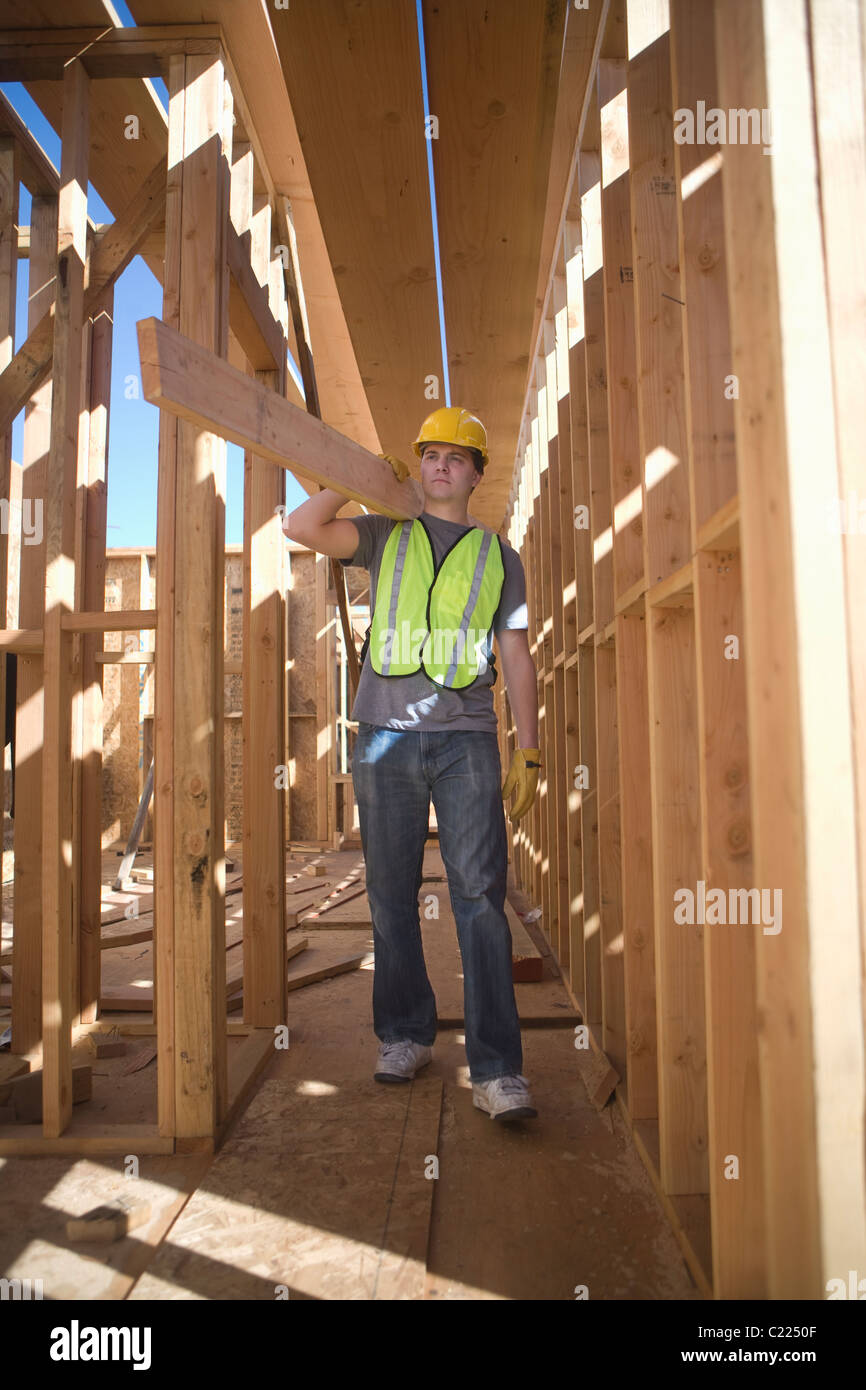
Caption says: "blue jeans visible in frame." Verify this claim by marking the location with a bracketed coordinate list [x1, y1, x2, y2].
[351, 721, 523, 1083]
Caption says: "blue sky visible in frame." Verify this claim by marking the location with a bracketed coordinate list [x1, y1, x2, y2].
[2, 4, 310, 548]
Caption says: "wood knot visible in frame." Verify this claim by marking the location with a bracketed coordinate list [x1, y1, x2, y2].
[724, 762, 746, 791]
[726, 815, 750, 856]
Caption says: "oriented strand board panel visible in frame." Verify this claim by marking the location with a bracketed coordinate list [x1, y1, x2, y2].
[129, 1076, 443, 1300]
[271, 0, 441, 467]
[0, 1154, 209, 1300]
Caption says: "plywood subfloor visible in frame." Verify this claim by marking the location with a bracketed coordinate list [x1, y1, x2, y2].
[0, 840, 701, 1299]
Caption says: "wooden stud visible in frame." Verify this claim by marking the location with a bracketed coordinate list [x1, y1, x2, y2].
[315, 553, 331, 844]
[0, 135, 15, 863]
[156, 50, 232, 1142]
[694, 549, 765, 1297]
[614, 607, 657, 1120]
[564, 666, 584, 1002]
[808, 0, 866, 1158]
[577, 641, 600, 1026]
[580, 147, 614, 631]
[598, 58, 644, 605]
[669, 0, 736, 543]
[42, 57, 89, 1138]
[715, 0, 866, 1293]
[565, 219, 593, 636]
[241, 170, 288, 1027]
[627, 14, 691, 588]
[646, 602, 706, 1193]
[595, 637, 625, 1078]
[155, 52, 184, 1139]
[12, 193, 55, 1057]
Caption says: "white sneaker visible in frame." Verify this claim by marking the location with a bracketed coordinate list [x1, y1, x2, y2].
[472, 1073, 538, 1121]
[374, 1040, 433, 1083]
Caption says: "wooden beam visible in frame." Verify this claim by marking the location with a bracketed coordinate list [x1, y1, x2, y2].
[136, 315, 424, 519]
[0, 24, 223, 80]
[62, 608, 157, 632]
[226, 219, 286, 372]
[0, 155, 166, 434]
[0, 85, 59, 196]
[42, 56, 89, 1139]
[424, 0, 570, 525]
[131, 0, 381, 457]
[270, 0, 436, 485]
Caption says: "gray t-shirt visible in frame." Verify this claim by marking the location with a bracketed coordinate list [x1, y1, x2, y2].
[340, 509, 528, 732]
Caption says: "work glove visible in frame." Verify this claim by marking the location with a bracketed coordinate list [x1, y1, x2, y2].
[380, 452, 411, 483]
[502, 748, 542, 823]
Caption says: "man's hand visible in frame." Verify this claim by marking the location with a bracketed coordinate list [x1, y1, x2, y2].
[380, 452, 411, 483]
[502, 747, 542, 823]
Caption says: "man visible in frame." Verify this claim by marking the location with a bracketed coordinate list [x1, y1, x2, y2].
[282, 406, 541, 1121]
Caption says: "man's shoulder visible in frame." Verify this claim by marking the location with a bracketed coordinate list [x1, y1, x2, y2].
[495, 534, 523, 570]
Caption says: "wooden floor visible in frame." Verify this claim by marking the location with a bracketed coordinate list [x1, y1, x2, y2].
[0, 839, 701, 1300]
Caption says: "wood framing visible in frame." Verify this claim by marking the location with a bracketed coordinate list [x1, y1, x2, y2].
[136, 316, 424, 519]
[496, 0, 866, 1299]
[0, 0, 863, 1308]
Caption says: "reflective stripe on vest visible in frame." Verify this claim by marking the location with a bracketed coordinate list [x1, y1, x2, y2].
[369, 519, 505, 689]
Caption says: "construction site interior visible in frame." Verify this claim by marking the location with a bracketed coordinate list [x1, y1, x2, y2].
[0, 0, 864, 1310]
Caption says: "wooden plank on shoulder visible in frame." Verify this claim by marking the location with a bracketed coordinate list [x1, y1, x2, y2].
[136, 315, 424, 519]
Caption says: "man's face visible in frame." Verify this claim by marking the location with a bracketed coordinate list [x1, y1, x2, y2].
[419, 442, 480, 501]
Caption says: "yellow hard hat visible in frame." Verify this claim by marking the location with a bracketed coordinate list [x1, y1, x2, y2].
[412, 406, 489, 466]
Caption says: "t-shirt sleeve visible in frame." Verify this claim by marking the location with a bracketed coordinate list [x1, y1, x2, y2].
[493, 542, 529, 634]
[338, 513, 389, 570]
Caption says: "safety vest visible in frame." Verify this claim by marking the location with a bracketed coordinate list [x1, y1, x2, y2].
[362, 518, 506, 690]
